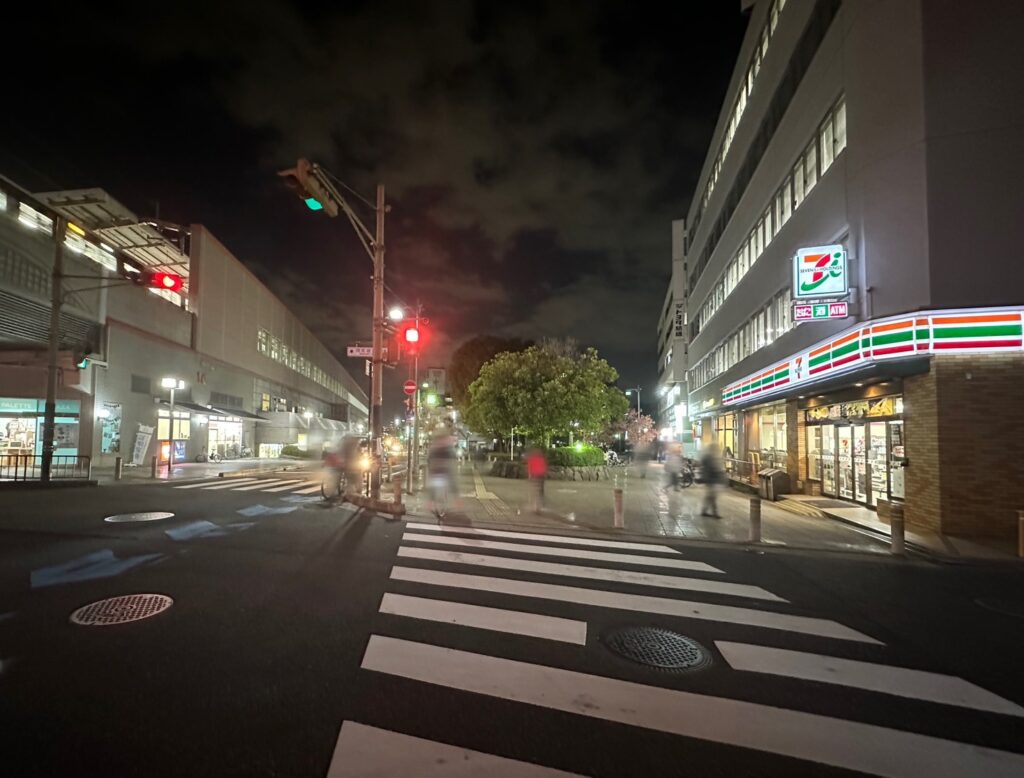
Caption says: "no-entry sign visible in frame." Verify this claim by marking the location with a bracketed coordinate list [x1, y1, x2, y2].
[403, 380, 417, 395]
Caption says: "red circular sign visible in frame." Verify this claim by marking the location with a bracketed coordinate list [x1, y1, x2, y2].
[403, 380, 417, 395]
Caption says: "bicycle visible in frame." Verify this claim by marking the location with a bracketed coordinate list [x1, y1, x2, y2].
[321, 467, 347, 501]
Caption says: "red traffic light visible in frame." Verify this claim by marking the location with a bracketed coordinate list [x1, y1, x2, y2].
[403, 326, 420, 344]
[139, 271, 183, 293]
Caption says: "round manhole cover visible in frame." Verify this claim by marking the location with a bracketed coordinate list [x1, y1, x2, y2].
[104, 512, 174, 523]
[70, 594, 174, 626]
[602, 626, 711, 671]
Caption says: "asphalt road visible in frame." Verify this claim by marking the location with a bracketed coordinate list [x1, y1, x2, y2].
[1, 473, 1023, 777]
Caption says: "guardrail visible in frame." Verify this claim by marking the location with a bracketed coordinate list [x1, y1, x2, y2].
[0, 455, 92, 481]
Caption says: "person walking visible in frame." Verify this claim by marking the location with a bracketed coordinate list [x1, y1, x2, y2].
[700, 442, 726, 518]
[427, 427, 459, 518]
[663, 443, 684, 491]
[525, 447, 548, 514]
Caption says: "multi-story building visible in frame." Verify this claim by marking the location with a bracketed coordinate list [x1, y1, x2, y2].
[672, 0, 1024, 542]
[0, 177, 367, 473]
[654, 219, 689, 443]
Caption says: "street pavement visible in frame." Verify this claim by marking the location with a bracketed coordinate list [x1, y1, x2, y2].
[1, 472, 1023, 776]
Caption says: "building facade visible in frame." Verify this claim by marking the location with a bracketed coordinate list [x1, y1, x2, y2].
[672, 0, 1024, 541]
[654, 219, 690, 444]
[0, 179, 367, 473]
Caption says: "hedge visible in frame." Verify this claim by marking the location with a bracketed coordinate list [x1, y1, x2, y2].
[545, 445, 605, 467]
[281, 444, 314, 459]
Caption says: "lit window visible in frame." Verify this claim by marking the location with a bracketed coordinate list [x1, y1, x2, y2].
[821, 117, 835, 171]
[258, 329, 268, 354]
[18, 202, 53, 234]
[804, 142, 818, 192]
[834, 99, 847, 154]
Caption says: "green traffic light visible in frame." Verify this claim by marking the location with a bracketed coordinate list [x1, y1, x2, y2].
[426, 393, 438, 406]
[304, 197, 324, 211]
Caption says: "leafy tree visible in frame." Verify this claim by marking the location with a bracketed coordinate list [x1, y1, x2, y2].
[465, 343, 628, 446]
[448, 335, 531, 409]
[624, 409, 658, 447]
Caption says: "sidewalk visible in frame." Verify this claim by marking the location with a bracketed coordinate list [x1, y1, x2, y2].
[399, 462, 1022, 562]
[92, 457, 313, 484]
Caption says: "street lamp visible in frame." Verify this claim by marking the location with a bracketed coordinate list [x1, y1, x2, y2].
[388, 306, 404, 322]
[625, 386, 642, 414]
[161, 377, 186, 475]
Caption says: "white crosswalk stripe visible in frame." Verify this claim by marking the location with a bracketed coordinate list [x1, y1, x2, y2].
[405, 522, 681, 553]
[338, 524, 1022, 776]
[291, 483, 325, 495]
[173, 478, 259, 490]
[401, 531, 723, 573]
[230, 479, 302, 491]
[396, 546, 782, 601]
[259, 479, 311, 492]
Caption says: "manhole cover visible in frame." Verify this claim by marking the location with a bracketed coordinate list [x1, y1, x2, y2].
[104, 512, 174, 523]
[70, 594, 174, 626]
[974, 598, 1024, 620]
[602, 626, 711, 671]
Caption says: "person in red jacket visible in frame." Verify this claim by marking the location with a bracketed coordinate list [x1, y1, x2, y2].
[525, 447, 547, 514]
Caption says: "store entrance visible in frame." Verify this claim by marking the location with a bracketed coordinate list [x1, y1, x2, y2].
[817, 420, 905, 506]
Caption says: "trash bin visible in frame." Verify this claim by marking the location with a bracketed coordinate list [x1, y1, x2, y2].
[761, 468, 791, 501]
[757, 468, 774, 500]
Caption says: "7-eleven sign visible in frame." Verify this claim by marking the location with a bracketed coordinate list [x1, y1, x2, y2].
[793, 244, 848, 299]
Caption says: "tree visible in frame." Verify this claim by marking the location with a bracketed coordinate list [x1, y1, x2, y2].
[448, 335, 531, 409]
[465, 343, 628, 446]
[624, 409, 658, 447]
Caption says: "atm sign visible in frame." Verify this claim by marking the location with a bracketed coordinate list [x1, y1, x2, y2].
[794, 301, 849, 322]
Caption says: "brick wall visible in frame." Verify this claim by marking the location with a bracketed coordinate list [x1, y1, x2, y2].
[904, 369, 942, 531]
[932, 354, 1024, 539]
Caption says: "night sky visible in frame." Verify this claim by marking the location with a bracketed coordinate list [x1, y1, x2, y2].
[2, 1, 747, 414]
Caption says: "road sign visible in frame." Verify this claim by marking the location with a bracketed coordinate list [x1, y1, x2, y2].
[347, 345, 387, 359]
[794, 301, 849, 322]
[403, 380, 417, 395]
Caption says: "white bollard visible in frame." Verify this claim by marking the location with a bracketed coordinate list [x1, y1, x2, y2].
[114, 456, 123, 481]
[613, 488, 624, 528]
[393, 476, 403, 507]
[749, 496, 762, 543]
[891, 504, 906, 556]
[150, 455, 158, 479]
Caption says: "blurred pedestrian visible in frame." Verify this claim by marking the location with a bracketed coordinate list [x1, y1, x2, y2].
[700, 442, 726, 518]
[525, 447, 548, 514]
[427, 427, 459, 518]
[664, 444, 684, 491]
[635, 441, 652, 479]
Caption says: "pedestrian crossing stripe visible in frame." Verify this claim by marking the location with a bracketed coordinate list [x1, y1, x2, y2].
[401, 531, 724, 574]
[327, 721, 584, 777]
[174, 478, 260, 490]
[396, 546, 783, 601]
[715, 641, 1024, 717]
[390, 566, 876, 643]
[405, 522, 681, 554]
[360, 636, 1024, 778]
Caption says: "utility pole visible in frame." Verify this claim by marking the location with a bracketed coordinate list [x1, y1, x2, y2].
[370, 184, 385, 498]
[41, 217, 66, 484]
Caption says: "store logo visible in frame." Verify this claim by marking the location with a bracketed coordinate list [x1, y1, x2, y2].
[794, 245, 848, 299]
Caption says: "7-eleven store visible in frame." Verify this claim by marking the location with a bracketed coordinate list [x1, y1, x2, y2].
[713, 306, 1024, 542]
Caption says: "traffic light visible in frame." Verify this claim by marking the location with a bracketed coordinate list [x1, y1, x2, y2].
[402, 325, 421, 355]
[138, 271, 184, 293]
[277, 158, 340, 217]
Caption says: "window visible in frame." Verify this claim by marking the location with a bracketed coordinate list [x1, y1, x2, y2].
[17, 202, 53, 234]
[804, 141, 818, 192]
[260, 393, 271, 412]
[258, 329, 268, 355]
[834, 99, 847, 154]
[820, 116, 835, 170]
[269, 336, 280, 361]
[158, 409, 191, 440]
[131, 375, 151, 394]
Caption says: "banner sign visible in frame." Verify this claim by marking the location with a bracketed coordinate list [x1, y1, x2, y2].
[722, 306, 1024, 406]
[131, 424, 154, 465]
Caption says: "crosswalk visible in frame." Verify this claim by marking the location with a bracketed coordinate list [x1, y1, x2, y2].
[330, 522, 1024, 777]
[171, 476, 324, 496]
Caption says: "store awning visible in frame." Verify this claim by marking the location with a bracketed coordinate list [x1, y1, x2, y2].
[210, 406, 269, 422]
[158, 400, 228, 416]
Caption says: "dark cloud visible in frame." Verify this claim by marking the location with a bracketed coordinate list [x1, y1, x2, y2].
[2, 0, 747, 412]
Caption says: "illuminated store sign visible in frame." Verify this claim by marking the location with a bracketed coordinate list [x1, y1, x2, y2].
[793, 244, 847, 299]
[722, 307, 1024, 406]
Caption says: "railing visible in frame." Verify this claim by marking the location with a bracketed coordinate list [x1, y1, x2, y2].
[725, 458, 759, 486]
[0, 455, 92, 482]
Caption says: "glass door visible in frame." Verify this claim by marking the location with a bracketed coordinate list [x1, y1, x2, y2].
[837, 426, 854, 499]
[821, 424, 836, 496]
[807, 426, 822, 482]
[853, 425, 867, 503]
[867, 422, 889, 506]
[889, 420, 906, 500]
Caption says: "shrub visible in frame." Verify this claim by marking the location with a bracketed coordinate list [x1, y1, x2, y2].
[545, 445, 605, 468]
[281, 444, 313, 459]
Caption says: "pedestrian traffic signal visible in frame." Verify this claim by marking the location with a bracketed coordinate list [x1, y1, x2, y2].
[138, 271, 184, 293]
[402, 325, 421, 356]
[277, 158, 340, 217]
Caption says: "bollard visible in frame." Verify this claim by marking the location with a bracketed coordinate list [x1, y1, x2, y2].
[393, 475, 403, 506]
[114, 456, 123, 481]
[613, 487, 624, 528]
[749, 496, 762, 543]
[891, 503, 906, 556]
[150, 455, 158, 479]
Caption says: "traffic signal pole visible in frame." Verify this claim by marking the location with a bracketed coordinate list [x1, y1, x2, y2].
[370, 183, 386, 499]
